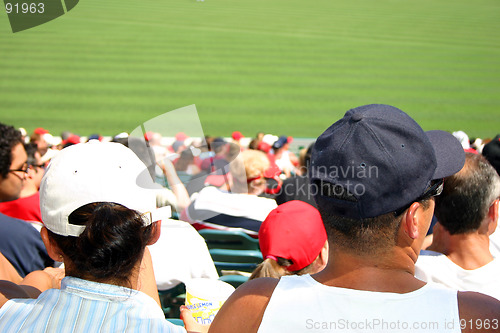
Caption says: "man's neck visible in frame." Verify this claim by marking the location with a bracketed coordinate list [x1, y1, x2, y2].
[19, 182, 37, 198]
[444, 233, 493, 270]
[313, 248, 426, 294]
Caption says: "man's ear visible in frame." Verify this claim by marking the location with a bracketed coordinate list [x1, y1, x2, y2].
[40, 227, 63, 262]
[311, 241, 329, 274]
[403, 202, 422, 240]
[487, 199, 499, 236]
[147, 220, 162, 246]
[318, 240, 329, 267]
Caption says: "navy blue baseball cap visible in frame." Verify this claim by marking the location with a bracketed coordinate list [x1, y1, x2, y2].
[309, 104, 465, 219]
[273, 136, 289, 149]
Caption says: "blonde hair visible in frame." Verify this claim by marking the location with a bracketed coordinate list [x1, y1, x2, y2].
[230, 149, 269, 193]
[243, 150, 269, 180]
[249, 257, 316, 280]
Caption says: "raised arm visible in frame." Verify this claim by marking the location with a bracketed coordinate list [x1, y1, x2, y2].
[158, 158, 191, 212]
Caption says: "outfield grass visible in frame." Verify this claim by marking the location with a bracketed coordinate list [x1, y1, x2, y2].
[0, 0, 499, 139]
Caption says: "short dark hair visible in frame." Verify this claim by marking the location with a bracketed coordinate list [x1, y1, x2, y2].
[317, 185, 431, 255]
[319, 210, 401, 255]
[0, 123, 23, 178]
[47, 202, 155, 287]
[435, 153, 500, 235]
[24, 142, 38, 167]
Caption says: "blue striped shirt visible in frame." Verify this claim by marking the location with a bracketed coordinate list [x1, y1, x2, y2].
[0, 277, 186, 332]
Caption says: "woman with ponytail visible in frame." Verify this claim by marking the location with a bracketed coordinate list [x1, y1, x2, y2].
[0, 142, 189, 332]
[249, 200, 328, 280]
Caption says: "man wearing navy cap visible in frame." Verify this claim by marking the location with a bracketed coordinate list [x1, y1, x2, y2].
[199, 104, 499, 332]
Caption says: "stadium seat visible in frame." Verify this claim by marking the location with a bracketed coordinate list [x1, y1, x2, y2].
[209, 248, 263, 276]
[198, 229, 260, 250]
[219, 274, 249, 288]
[166, 318, 185, 327]
[159, 283, 186, 319]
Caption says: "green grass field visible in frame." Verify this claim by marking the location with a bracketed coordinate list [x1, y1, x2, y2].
[1, 0, 499, 139]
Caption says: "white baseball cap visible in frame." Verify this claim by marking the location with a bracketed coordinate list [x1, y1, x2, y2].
[40, 141, 170, 237]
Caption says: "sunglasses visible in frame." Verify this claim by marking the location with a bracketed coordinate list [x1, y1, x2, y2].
[31, 164, 46, 170]
[393, 178, 444, 216]
[9, 164, 30, 175]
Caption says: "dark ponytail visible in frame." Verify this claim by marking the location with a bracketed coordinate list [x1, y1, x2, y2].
[48, 202, 154, 286]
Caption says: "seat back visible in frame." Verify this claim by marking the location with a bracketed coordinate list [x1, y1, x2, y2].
[209, 249, 263, 263]
[209, 248, 263, 276]
[166, 318, 185, 327]
[199, 229, 260, 250]
[219, 275, 249, 288]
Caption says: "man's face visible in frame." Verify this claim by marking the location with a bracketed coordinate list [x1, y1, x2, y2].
[28, 151, 45, 189]
[37, 137, 49, 156]
[0, 143, 28, 202]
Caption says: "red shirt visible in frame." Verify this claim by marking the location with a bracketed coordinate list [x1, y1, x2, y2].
[0, 192, 42, 224]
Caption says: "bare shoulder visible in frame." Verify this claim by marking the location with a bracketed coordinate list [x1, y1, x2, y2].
[458, 291, 500, 333]
[208, 277, 279, 333]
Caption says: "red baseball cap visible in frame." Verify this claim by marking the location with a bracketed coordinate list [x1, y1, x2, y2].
[232, 131, 244, 140]
[259, 200, 327, 272]
[62, 134, 81, 146]
[175, 132, 188, 141]
[257, 141, 271, 153]
[34, 127, 49, 135]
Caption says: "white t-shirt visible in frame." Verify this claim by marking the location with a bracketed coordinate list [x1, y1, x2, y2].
[258, 274, 460, 333]
[415, 250, 500, 300]
[489, 216, 500, 258]
[149, 219, 219, 290]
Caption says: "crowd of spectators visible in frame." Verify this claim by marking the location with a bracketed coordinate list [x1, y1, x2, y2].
[0, 104, 499, 331]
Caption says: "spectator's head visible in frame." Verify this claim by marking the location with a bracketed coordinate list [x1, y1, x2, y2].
[248, 132, 265, 150]
[232, 131, 244, 141]
[297, 142, 314, 175]
[0, 123, 27, 202]
[272, 135, 289, 151]
[211, 137, 228, 155]
[175, 148, 195, 172]
[24, 142, 45, 190]
[62, 134, 81, 149]
[435, 153, 500, 235]
[171, 140, 185, 153]
[111, 132, 129, 146]
[87, 133, 103, 142]
[452, 130, 470, 149]
[309, 104, 465, 257]
[39, 142, 166, 287]
[29, 132, 49, 157]
[482, 134, 500, 175]
[231, 149, 270, 195]
[250, 201, 328, 279]
[257, 141, 271, 154]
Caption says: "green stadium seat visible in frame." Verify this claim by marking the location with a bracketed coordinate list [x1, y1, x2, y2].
[198, 229, 260, 250]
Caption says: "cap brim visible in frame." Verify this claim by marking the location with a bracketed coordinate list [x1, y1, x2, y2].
[426, 130, 465, 180]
